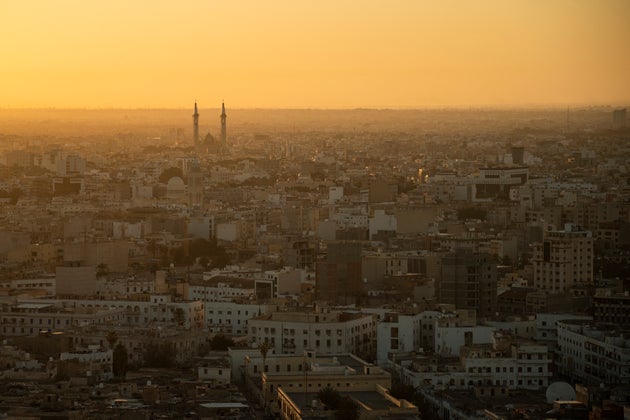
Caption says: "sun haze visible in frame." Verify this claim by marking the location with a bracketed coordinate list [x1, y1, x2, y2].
[1, 0, 629, 109]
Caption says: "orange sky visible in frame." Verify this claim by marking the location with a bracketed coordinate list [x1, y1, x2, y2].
[1, 0, 629, 108]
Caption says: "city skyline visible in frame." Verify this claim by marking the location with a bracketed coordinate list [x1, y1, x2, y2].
[1, 0, 629, 109]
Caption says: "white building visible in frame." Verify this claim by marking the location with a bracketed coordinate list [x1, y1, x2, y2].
[375, 306, 467, 359]
[248, 308, 376, 358]
[534, 313, 592, 350]
[205, 301, 274, 334]
[197, 356, 231, 385]
[434, 310, 495, 356]
[0, 302, 127, 336]
[187, 279, 254, 303]
[4, 294, 205, 332]
[369, 209, 397, 240]
[557, 319, 630, 385]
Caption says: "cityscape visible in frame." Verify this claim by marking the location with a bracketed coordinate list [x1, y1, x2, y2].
[1, 1, 630, 420]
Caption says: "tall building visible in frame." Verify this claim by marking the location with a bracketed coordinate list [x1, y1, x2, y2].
[220, 101, 227, 146]
[437, 249, 497, 318]
[532, 224, 593, 293]
[187, 160, 204, 207]
[316, 242, 363, 304]
[193, 101, 199, 148]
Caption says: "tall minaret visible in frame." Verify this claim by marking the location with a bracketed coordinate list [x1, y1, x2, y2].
[220, 101, 227, 146]
[193, 101, 199, 148]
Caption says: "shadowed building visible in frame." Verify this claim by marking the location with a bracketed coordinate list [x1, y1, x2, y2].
[316, 242, 362, 304]
[437, 249, 497, 318]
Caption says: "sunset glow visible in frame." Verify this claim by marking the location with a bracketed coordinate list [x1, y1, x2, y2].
[1, 0, 629, 108]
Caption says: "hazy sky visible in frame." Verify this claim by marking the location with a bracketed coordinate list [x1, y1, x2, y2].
[1, 0, 629, 108]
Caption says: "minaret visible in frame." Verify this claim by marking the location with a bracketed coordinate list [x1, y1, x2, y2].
[193, 101, 199, 148]
[220, 101, 227, 146]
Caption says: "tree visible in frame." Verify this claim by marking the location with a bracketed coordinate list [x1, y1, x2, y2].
[335, 396, 358, 420]
[113, 344, 128, 380]
[144, 343, 175, 368]
[259, 341, 269, 373]
[106, 331, 118, 349]
[318, 386, 358, 420]
[170, 238, 230, 268]
[318, 386, 341, 408]
[456, 207, 487, 221]
[210, 334, 235, 351]
[389, 383, 416, 401]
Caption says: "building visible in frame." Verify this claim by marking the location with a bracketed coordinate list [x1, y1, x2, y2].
[437, 249, 497, 318]
[376, 311, 424, 366]
[277, 385, 419, 420]
[593, 291, 630, 325]
[473, 166, 529, 201]
[532, 224, 593, 293]
[316, 242, 363, 304]
[557, 319, 630, 385]
[434, 310, 495, 356]
[220, 101, 227, 146]
[0, 302, 126, 336]
[398, 332, 551, 391]
[248, 307, 376, 359]
[197, 355, 231, 385]
[204, 301, 274, 335]
[460, 333, 551, 390]
[193, 101, 199, 147]
[241, 351, 393, 415]
[3, 294, 205, 332]
[612, 108, 626, 129]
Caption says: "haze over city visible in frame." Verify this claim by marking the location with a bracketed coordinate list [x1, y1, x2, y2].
[1, 1, 630, 420]
[1, 0, 629, 109]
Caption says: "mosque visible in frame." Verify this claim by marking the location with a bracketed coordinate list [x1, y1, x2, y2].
[192, 101, 227, 153]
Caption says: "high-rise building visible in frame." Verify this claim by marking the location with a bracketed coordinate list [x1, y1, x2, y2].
[187, 160, 204, 208]
[532, 224, 593, 293]
[220, 101, 227, 146]
[193, 101, 199, 148]
[316, 242, 362, 304]
[437, 249, 497, 318]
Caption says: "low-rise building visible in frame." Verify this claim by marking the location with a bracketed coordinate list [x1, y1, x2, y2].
[557, 320, 630, 385]
[248, 307, 376, 359]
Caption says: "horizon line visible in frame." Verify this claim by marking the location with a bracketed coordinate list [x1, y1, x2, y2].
[1, 103, 629, 112]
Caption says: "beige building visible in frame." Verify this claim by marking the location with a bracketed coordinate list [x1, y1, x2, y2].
[248, 307, 377, 359]
[532, 224, 593, 292]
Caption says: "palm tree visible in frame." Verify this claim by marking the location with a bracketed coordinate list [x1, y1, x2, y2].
[258, 341, 270, 412]
[258, 341, 269, 373]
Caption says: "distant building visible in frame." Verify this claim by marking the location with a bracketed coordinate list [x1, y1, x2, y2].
[612, 108, 626, 129]
[511, 146, 525, 165]
[220, 101, 227, 146]
[473, 166, 528, 201]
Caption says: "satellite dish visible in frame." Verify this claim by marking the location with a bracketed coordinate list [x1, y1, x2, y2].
[546, 382, 575, 403]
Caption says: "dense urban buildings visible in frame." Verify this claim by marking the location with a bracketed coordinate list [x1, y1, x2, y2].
[1, 106, 629, 419]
